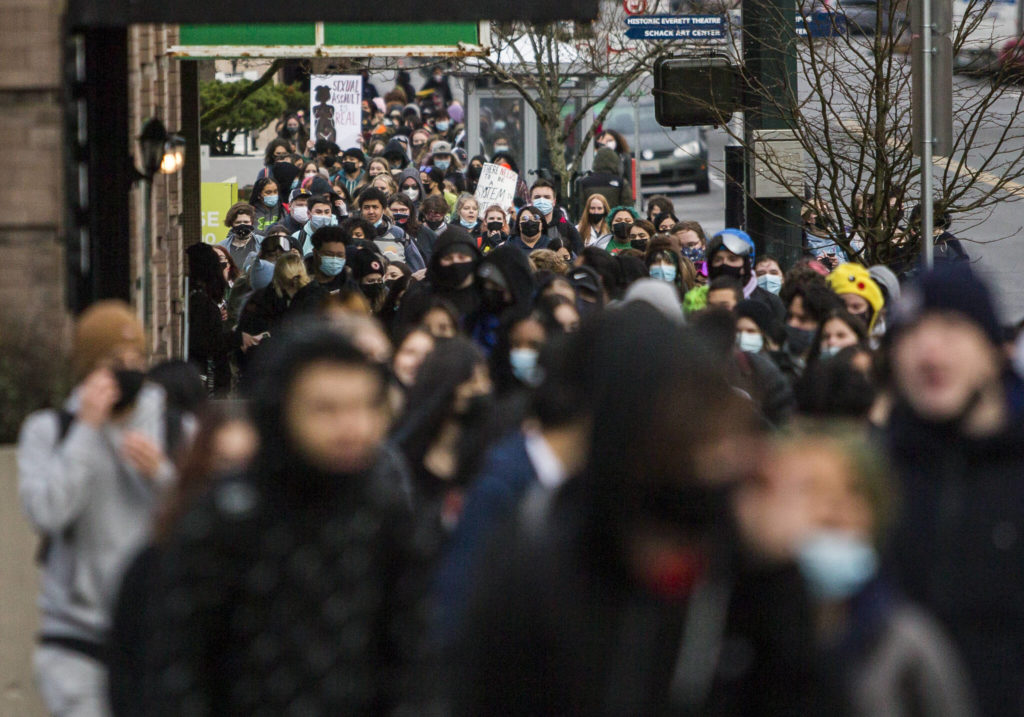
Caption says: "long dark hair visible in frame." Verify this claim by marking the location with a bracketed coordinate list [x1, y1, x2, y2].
[390, 337, 487, 480]
[186, 243, 228, 303]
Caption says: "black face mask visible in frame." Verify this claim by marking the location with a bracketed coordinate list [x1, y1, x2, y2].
[113, 369, 146, 412]
[588, 212, 606, 225]
[457, 393, 493, 423]
[612, 221, 632, 239]
[468, 165, 483, 180]
[425, 218, 445, 231]
[342, 161, 358, 174]
[709, 262, 744, 281]
[520, 220, 541, 237]
[384, 277, 400, 293]
[486, 220, 504, 233]
[480, 286, 509, 314]
[231, 224, 254, 238]
[435, 260, 475, 288]
[785, 324, 815, 356]
[649, 212, 664, 226]
[361, 282, 387, 305]
[577, 297, 600, 319]
[630, 238, 649, 251]
[392, 213, 409, 224]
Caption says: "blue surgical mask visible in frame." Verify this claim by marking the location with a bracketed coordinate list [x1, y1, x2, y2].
[263, 194, 279, 208]
[757, 273, 783, 295]
[509, 348, 541, 386]
[494, 120, 507, 131]
[681, 246, 705, 264]
[310, 214, 336, 230]
[532, 198, 554, 216]
[797, 530, 878, 601]
[649, 264, 677, 282]
[319, 255, 346, 277]
[292, 206, 309, 223]
[435, 160, 450, 172]
[494, 144, 510, 154]
[736, 332, 764, 353]
[460, 218, 476, 228]
[373, 218, 383, 228]
[820, 344, 842, 359]
[435, 121, 450, 132]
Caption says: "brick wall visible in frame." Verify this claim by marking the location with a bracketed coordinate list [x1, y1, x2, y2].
[130, 25, 185, 360]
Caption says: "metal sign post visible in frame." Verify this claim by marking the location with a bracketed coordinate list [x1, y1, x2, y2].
[921, 0, 935, 271]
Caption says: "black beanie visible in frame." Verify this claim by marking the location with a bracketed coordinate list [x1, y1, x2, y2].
[889, 265, 1002, 346]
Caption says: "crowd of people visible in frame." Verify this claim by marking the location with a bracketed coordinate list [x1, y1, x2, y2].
[16, 67, 1024, 717]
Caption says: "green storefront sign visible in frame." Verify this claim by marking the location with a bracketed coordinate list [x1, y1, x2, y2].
[173, 22, 488, 58]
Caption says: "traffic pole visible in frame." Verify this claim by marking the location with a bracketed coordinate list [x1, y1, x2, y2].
[921, 0, 934, 270]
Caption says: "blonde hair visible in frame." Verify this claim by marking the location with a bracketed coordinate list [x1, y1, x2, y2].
[273, 253, 310, 295]
[577, 193, 612, 244]
[454, 192, 479, 222]
[371, 173, 398, 196]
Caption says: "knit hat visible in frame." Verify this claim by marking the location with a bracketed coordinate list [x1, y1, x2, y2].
[250, 259, 276, 290]
[347, 242, 386, 280]
[621, 279, 685, 325]
[868, 264, 901, 304]
[448, 102, 465, 124]
[889, 265, 1002, 346]
[736, 298, 778, 340]
[826, 263, 884, 331]
[71, 300, 145, 382]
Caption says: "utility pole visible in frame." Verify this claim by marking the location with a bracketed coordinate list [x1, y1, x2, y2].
[741, 0, 803, 266]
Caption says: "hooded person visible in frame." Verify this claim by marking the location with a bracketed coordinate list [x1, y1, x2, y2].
[885, 265, 1024, 717]
[383, 136, 412, 172]
[347, 240, 390, 314]
[144, 319, 431, 715]
[578, 147, 632, 209]
[186, 243, 241, 395]
[490, 150, 531, 208]
[18, 301, 177, 717]
[399, 225, 482, 330]
[470, 244, 536, 355]
[269, 160, 301, 203]
[397, 166, 427, 207]
[706, 229, 786, 324]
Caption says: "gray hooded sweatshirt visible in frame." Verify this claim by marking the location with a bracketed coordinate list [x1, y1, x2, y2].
[17, 384, 174, 644]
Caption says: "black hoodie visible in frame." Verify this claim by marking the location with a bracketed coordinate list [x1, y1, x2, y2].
[146, 322, 430, 715]
[399, 226, 482, 329]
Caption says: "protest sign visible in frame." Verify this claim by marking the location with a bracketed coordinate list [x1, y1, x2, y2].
[310, 74, 363, 150]
[474, 163, 519, 211]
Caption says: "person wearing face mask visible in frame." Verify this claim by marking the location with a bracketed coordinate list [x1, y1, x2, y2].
[421, 166, 458, 215]
[433, 109, 454, 141]
[755, 256, 785, 295]
[470, 244, 536, 356]
[420, 65, 454, 104]
[489, 146, 532, 208]
[248, 177, 284, 233]
[644, 237, 690, 301]
[230, 227, 295, 321]
[337, 147, 368, 198]
[18, 301, 184, 717]
[398, 166, 427, 206]
[605, 205, 639, 254]
[308, 226, 356, 295]
[595, 129, 632, 177]
[294, 195, 337, 257]
[454, 193, 481, 235]
[705, 229, 786, 324]
[508, 206, 551, 254]
[278, 189, 312, 234]
[578, 147, 632, 210]
[778, 277, 844, 374]
[217, 203, 262, 269]
[383, 135, 412, 173]
[346, 241, 391, 314]
[478, 205, 509, 254]
[465, 155, 487, 194]
[826, 263, 884, 334]
[528, 179, 583, 255]
[576, 193, 612, 249]
[399, 225, 483, 332]
[276, 113, 308, 152]
[356, 187, 425, 272]
[810, 309, 869, 364]
[768, 429, 976, 716]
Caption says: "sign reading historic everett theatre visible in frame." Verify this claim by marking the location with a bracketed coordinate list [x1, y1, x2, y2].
[310, 75, 364, 150]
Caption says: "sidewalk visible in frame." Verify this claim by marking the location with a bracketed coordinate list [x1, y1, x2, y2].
[0, 446, 45, 717]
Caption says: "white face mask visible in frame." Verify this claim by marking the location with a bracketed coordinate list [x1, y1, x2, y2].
[757, 273, 783, 295]
[292, 206, 309, 223]
[736, 331, 764, 354]
[403, 187, 420, 201]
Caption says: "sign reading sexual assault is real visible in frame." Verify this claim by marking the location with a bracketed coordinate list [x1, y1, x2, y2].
[310, 74, 363, 150]
[624, 14, 725, 40]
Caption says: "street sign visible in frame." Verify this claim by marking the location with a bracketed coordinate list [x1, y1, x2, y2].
[624, 15, 725, 40]
[795, 12, 849, 36]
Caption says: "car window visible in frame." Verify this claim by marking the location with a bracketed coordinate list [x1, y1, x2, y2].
[603, 106, 700, 140]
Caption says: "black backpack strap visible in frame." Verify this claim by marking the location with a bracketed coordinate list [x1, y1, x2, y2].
[56, 409, 75, 443]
